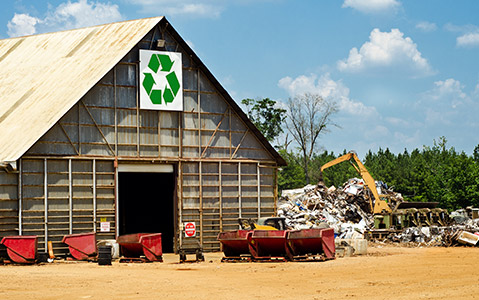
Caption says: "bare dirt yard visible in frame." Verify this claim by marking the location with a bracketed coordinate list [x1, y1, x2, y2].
[1, 245, 478, 300]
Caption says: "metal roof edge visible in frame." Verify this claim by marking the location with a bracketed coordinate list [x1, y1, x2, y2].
[1, 16, 164, 41]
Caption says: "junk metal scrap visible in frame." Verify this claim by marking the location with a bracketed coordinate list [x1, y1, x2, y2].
[279, 179, 479, 247]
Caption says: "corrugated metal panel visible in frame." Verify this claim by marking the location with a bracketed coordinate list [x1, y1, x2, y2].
[0, 17, 163, 163]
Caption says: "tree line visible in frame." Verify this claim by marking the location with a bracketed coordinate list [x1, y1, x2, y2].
[242, 96, 479, 211]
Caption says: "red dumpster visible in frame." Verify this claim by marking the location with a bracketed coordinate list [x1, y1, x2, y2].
[117, 233, 163, 262]
[217, 230, 252, 257]
[0, 236, 38, 264]
[247, 230, 288, 260]
[62, 232, 97, 260]
[286, 228, 335, 260]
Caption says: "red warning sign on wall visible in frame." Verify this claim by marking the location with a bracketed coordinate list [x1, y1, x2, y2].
[184, 222, 196, 237]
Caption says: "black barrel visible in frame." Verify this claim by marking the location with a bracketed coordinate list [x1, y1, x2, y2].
[37, 252, 49, 263]
[98, 245, 112, 265]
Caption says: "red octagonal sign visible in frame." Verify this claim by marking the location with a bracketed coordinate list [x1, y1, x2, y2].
[184, 222, 196, 237]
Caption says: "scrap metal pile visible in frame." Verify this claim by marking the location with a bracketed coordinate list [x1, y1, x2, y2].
[385, 207, 479, 246]
[278, 178, 401, 238]
[279, 178, 479, 247]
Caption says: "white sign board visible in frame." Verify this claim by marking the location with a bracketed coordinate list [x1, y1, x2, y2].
[100, 222, 110, 232]
[184, 222, 196, 237]
[139, 50, 183, 111]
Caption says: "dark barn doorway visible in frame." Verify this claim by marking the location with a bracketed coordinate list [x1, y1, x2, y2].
[118, 171, 176, 252]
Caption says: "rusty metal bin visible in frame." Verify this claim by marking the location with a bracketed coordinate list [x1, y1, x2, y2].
[286, 228, 336, 260]
[0, 235, 38, 264]
[247, 230, 288, 260]
[62, 232, 97, 260]
[217, 230, 252, 257]
[117, 233, 163, 262]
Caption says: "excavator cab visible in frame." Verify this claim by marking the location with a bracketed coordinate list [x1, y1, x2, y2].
[238, 217, 286, 231]
[258, 217, 287, 230]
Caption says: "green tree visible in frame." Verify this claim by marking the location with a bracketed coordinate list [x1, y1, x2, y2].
[241, 98, 287, 142]
[474, 144, 479, 163]
[277, 150, 306, 190]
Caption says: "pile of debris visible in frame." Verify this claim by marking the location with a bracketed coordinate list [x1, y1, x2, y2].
[388, 208, 479, 246]
[278, 178, 403, 239]
[279, 179, 479, 247]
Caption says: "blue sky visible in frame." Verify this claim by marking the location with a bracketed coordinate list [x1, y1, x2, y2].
[2, 0, 479, 157]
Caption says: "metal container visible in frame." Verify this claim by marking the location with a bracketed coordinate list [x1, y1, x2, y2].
[334, 238, 367, 255]
[117, 233, 163, 262]
[247, 230, 288, 259]
[286, 228, 336, 260]
[62, 232, 97, 260]
[0, 235, 38, 264]
[217, 230, 252, 257]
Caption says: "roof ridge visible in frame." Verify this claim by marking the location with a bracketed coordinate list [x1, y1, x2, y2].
[0, 16, 164, 41]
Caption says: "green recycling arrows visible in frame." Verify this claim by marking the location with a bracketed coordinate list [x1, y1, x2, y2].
[142, 52, 181, 106]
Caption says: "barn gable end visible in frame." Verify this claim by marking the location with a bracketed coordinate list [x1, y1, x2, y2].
[0, 17, 284, 253]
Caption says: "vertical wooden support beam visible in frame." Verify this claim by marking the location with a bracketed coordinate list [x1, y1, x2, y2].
[257, 163, 261, 219]
[197, 69, 201, 157]
[229, 108, 232, 158]
[178, 160, 183, 249]
[18, 159, 22, 235]
[68, 159, 73, 234]
[238, 162, 242, 219]
[199, 161, 203, 245]
[179, 111, 182, 158]
[136, 63, 140, 157]
[78, 103, 81, 155]
[114, 159, 119, 237]
[44, 158, 48, 250]
[158, 112, 162, 157]
[219, 161, 223, 233]
[114, 66, 118, 156]
[274, 166, 278, 214]
[93, 159, 97, 232]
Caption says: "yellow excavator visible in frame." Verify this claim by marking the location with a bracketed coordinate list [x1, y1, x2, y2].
[238, 217, 286, 231]
[319, 151, 447, 237]
[319, 151, 391, 215]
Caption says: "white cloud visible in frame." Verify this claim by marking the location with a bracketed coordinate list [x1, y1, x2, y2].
[432, 79, 467, 100]
[473, 83, 479, 99]
[342, 0, 400, 14]
[7, 13, 40, 37]
[278, 73, 378, 117]
[394, 130, 420, 145]
[371, 125, 390, 137]
[128, 0, 224, 18]
[423, 78, 467, 108]
[418, 78, 475, 126]
[416, 21, 437, 32]
[386, 116, 410, 127]
[7, 0, 122, 37]
[444, 23, 478, 33]
[337, 28, 433, 77]
[457, 32, 479, 47]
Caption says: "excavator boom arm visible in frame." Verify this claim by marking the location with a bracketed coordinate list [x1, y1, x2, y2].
[320, 152, 392, 214]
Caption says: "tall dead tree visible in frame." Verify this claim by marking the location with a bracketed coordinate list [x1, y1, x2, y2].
[286, 93, 339, 184]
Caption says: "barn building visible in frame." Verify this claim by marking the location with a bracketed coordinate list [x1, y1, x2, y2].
[0, 17, 285, 254]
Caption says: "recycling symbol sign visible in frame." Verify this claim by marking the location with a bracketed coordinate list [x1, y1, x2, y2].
[139, 50, 183, 111]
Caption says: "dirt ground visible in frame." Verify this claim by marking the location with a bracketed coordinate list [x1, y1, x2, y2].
[0, 245, 478, 300]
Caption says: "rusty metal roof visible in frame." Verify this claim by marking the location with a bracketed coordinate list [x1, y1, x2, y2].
[0, 17, 164, 163]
